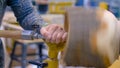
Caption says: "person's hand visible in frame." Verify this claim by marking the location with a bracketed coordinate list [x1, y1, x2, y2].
[40, 24, 67, 44]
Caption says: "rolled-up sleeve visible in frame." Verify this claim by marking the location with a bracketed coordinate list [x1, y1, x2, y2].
[7, 0, 44, 31]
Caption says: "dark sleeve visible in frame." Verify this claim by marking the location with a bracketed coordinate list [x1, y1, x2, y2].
[7, 0, 45, 32]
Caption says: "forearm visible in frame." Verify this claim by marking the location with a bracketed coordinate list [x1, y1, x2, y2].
[7, 0, 45, 32]
[20, 11, 44, 30]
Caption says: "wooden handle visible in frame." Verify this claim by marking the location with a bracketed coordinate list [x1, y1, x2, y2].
[0, 30, 22, 39]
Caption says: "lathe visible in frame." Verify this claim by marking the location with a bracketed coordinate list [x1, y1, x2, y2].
[0, 7, 120, 68]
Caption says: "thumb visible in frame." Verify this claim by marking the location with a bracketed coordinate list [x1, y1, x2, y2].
[40, 27, 49, 38]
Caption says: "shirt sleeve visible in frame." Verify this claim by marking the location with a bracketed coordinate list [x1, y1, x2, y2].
[7, 0, 45, 33]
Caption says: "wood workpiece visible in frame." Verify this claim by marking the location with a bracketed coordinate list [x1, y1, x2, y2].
[62, 7, 119, 68]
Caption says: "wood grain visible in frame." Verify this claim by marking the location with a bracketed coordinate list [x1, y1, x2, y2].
[62, 7, 119, 68]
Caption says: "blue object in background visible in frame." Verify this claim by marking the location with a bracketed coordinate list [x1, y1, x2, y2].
[31, 0, 48, 14]
[90, 0, 98, 7]
[75, 0, 98, 8]
[108, 0, 120, 18]
[38, 4, 48, 14]
[75, 0, 84, 6]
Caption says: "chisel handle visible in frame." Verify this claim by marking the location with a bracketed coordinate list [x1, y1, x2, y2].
[0, 30, 22, 39]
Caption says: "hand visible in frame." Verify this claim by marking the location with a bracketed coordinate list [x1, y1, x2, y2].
[40, 24, 67, 44]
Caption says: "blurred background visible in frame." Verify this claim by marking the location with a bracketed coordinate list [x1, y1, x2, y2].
[5, 0, 120, 18]
[2, 0, 120, 68]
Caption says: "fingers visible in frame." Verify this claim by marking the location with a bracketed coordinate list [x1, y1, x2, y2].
[62, 32, 68, 42]
[40, 24, 67, 44]
[51, 28, 67, 44]
[55, 30, 65, 44]
[40, 26, 49, 37]
[51, 27, 64, 43]
[46, 24, 59, 42]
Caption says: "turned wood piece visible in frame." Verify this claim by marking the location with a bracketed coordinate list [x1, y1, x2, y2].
[62, 7, 119, 68]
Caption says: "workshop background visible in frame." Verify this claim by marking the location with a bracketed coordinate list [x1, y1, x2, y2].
[1, 0, 120, 68]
